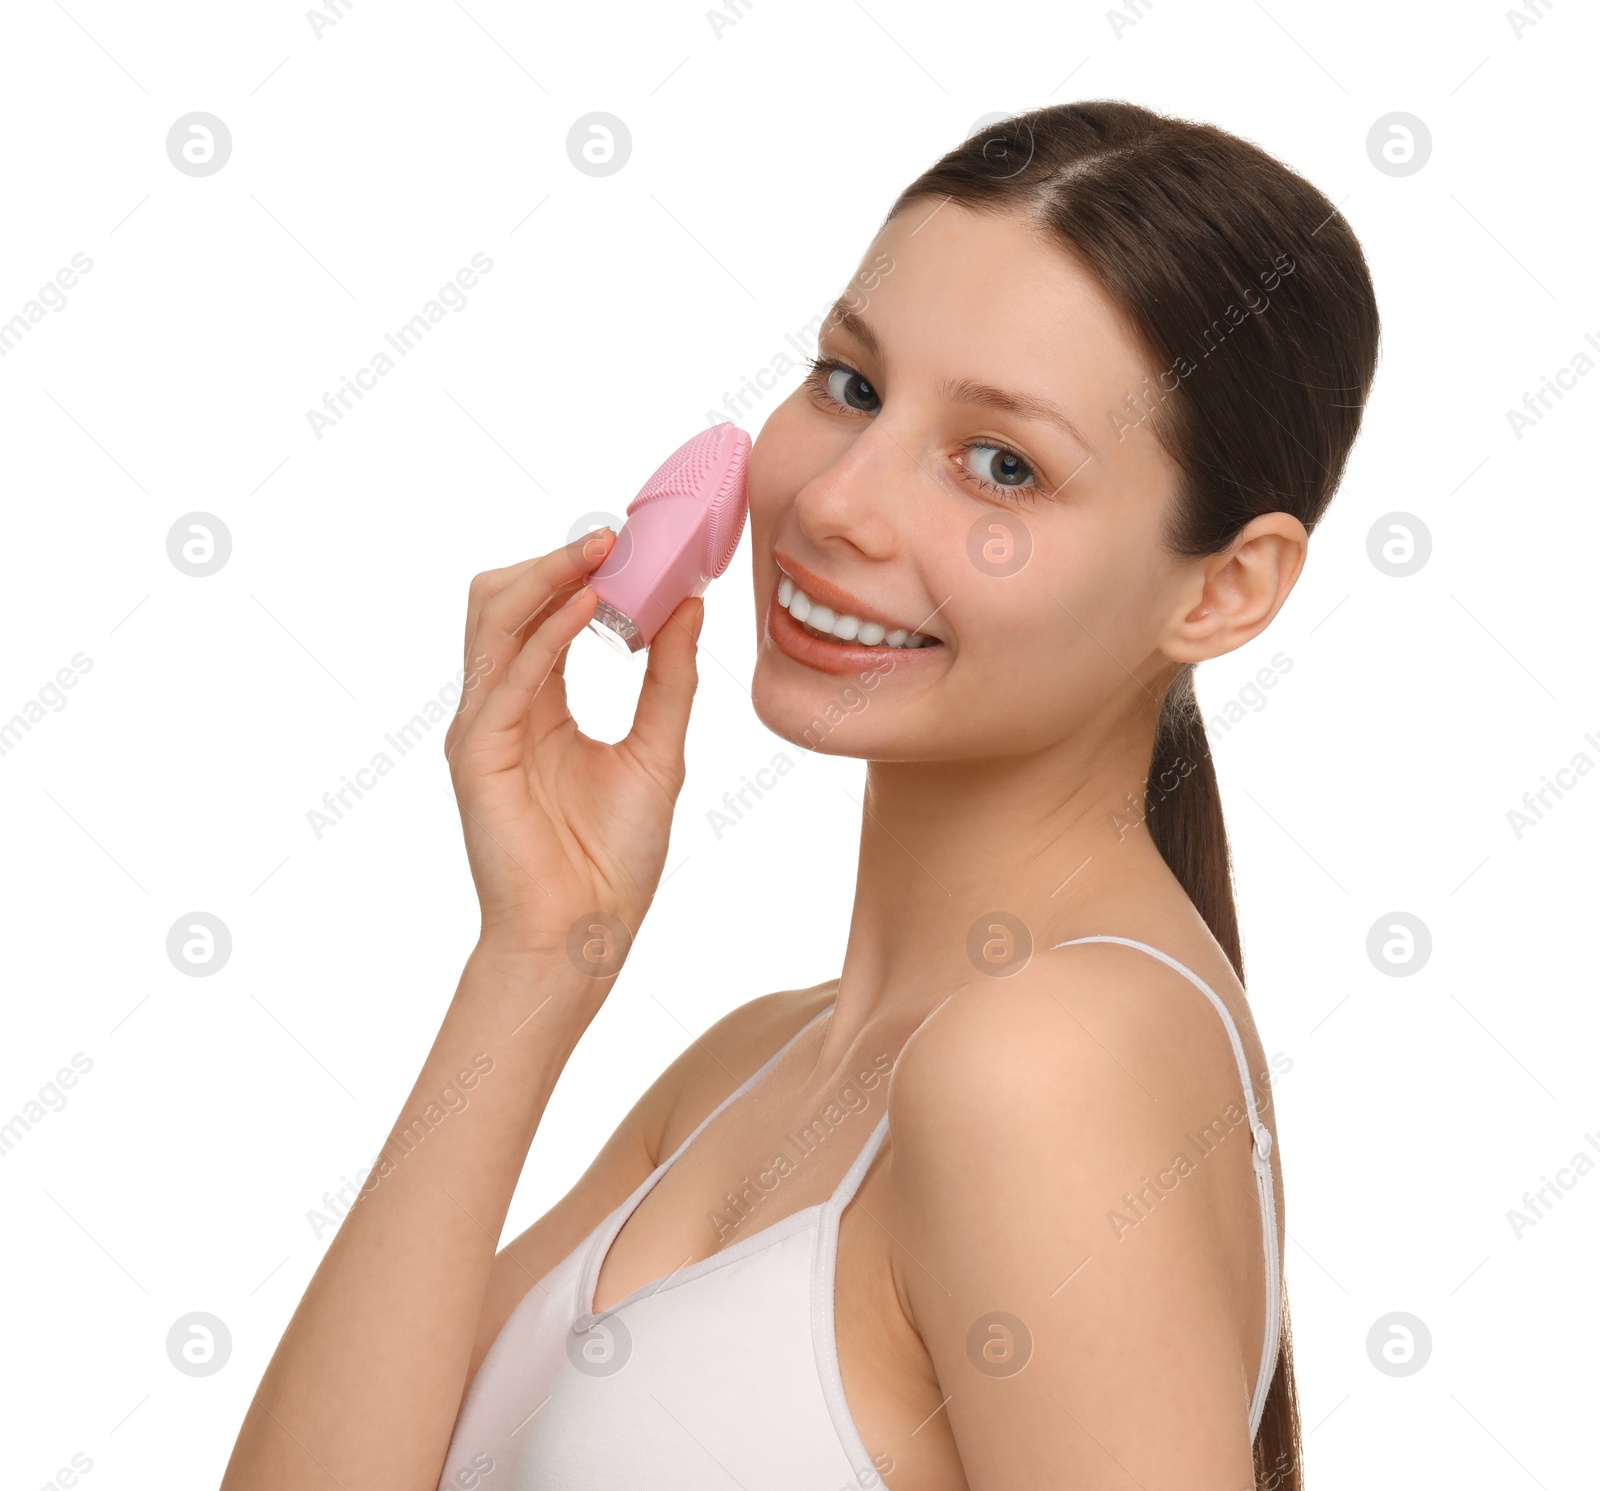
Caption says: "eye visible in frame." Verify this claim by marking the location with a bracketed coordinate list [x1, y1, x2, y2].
[963, 443, 1037, 492]
[803, 355, 1044, 505]
[804, 355, 881, 414]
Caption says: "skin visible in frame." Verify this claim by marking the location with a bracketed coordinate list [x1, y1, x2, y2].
[223, 199, 1306, 1491]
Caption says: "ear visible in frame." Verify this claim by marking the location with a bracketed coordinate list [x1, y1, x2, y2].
[1161, 512, 1308, 664]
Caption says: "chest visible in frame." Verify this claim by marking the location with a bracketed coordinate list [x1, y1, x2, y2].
[592, 1114, 970, 1491]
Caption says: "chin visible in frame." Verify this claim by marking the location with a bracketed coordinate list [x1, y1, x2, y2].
[749, 656, 965, 764]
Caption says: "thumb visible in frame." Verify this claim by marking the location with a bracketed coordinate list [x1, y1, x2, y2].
[622, 595, 703, 786]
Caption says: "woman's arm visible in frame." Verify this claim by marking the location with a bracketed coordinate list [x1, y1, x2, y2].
[221, 940, 606, 1488]
[883, 943, 1274, 1489]
[223, 531, 707, 1490]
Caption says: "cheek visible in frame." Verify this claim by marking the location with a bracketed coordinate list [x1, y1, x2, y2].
[950, 532, 1153, 683]
[744, 392, 813, 528]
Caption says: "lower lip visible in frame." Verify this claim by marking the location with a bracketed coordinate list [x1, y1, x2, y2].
[766, 588, 946, 676]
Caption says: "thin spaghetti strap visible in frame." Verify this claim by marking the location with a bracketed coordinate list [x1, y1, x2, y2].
[658, 998, 836, 1172]
[1048, 935, 1282, 1441]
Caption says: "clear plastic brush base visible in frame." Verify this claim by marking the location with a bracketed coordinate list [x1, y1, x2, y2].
[587, 599, 646, 656]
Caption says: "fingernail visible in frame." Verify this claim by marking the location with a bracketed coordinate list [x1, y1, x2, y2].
[691, 602, 705, 641]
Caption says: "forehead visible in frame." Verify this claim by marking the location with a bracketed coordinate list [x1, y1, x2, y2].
[837, 201, 1157, 439]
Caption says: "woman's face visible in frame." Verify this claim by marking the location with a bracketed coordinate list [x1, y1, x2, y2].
[746, 200, 1194, 761]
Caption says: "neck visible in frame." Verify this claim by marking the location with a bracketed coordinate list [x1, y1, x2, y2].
[818, 714, 1177, 1064]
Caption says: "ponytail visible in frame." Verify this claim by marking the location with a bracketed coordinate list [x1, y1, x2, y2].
[1148, 662, 1301, 1490]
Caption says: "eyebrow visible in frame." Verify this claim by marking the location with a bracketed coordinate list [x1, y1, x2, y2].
[821, 305, 1097, 458]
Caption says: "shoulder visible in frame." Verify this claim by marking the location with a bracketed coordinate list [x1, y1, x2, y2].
[879, 942, 1268, 1480]
[887, 938, 1252, 1173]
[653, 981, 837, 1161]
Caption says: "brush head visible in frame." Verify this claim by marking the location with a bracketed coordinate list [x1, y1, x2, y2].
[624, 422, 751, 578]
[584, 422, 751, 654]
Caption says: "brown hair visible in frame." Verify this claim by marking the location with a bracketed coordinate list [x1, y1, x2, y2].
[882, 100, 1382, 1489]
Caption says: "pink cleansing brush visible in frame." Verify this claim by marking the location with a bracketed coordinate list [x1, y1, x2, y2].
[584, 422, 751, 655]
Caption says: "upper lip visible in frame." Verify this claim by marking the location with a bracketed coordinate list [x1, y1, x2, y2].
[772, 552, 937, 639]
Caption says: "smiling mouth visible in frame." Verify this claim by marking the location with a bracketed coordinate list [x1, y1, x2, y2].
[775, 567, 941, 650]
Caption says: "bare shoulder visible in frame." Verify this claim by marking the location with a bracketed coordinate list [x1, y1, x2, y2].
[888, 937, 1259, 1162]
[655, 979, 839, 1158]
[879, 941, 1272, 1484]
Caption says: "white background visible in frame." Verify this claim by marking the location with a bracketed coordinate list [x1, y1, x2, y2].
[2, 0, 1595, 1486]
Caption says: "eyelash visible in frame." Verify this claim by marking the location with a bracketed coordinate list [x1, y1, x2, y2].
[800, 355, 1043, 505]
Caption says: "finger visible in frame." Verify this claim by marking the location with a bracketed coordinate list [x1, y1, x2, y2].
[449, 575, 586, 763]
[459, 584, 600, 764]
[462, 558, 533, 668]
[619, 594, 702, 793]
[457, 531, 615, 736]
[460, 529, 614, 677]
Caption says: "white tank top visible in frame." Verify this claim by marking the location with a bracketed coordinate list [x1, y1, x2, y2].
[436, 935, 1282, 1487]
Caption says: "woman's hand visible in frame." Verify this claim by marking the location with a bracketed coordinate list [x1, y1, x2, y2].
[443, 528, 703, 968]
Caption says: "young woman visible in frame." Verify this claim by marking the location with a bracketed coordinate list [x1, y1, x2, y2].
[224, 100, 1379, 1491]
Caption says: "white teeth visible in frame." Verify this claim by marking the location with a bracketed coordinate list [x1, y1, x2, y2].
[775, 567, 935, 650]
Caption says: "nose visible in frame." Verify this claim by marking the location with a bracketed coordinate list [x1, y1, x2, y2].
[791, 422, 910, 561]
